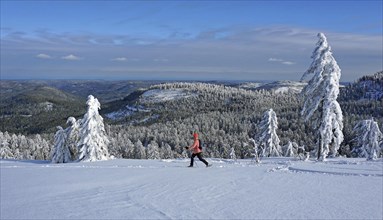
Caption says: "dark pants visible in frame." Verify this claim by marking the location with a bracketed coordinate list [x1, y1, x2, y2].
[190, 153, 209, 166]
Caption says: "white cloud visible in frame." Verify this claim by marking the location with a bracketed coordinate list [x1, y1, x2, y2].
[268, 58, 283, 62]
[36, 53, 52, 59]
[62, 54, 82, 60]
[268, 57, 295, 65]
[111, 57, 128, 61]
[282, 61, 295, 65]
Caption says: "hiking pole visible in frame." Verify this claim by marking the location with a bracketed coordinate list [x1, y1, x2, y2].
[194, 160, 199, 167]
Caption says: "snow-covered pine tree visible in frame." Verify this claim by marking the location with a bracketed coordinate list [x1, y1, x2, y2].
[77, 95, 110, 162]
[229, 147, 237, 163]
[301, 33, 344, 161]
[123, 139, 135, 158]
[65, 117, 80, 161]
[249, 138, 260, 163]
[352, 119, 382, 160]
[134, 140, 146, 159]
[51, 126, 71, 163]
[258, 109, 281, 157]
[283, 141, 295, 157]
[146, 140, 160, 159]
[0, 138, 13, 159]
[161, 143, 174, 159]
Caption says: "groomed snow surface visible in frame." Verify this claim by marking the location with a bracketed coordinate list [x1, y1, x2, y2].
[1, 158, 382, 220]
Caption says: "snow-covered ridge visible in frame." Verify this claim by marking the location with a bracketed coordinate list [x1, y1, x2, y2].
[257, 80, 308, 94]
[239, 80, 308, 94]
[140, 88, 198, 103]
[150, 82, 254, 96]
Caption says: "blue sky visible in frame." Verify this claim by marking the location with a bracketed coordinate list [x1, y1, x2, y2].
[1, 1, 382, 81]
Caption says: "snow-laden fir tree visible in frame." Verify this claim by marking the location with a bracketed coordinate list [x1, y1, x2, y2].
[258, 109, 281, 157]
[352, 119, 382, 160]
[123, 139, 135, 158]
[301, 33, 343, 161]
[249, 138, 260, 163]
[0, 139, 13, 159]
[134, 140, 146, 159]
[146, 140, 161, 159]
[51, 126, 71, 163]
[77, 95, 110, 162]
[161, 143, 174, 159]
[283, 141, 296, 157]
[65, 117, 80, 161]
[229, 147, 237, 163]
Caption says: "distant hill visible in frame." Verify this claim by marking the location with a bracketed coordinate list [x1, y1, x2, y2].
[0, 82, 85, 134]
[45, 80, 163, 102]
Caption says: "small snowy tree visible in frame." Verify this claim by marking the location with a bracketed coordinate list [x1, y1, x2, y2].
[147, 140, 161, 160]
[77, 95, 110, 162]
[249, 138, 260, 163]
[301, 33, 343, 161]
[352, 119, 382, 160]
[134, 140, 146, 159]
[283, 141, 296, 157]
[0, 139, 13, 159]
[161, 143, 174, 159]
[229, 147, 237, 163]
[51, 126, 71, 163]
[258, 109, 281, 157]
[123, 139, 135, 158]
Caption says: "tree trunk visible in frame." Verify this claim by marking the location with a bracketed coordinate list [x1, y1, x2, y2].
[317, 100, 324, 160]
[317, 136, 322, 160]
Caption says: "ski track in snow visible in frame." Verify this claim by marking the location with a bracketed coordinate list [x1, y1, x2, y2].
[1, 158, 382, 219]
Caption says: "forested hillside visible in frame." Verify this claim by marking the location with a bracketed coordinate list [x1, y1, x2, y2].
[1, 71, 382, 160]
[0, 83, 85, 134]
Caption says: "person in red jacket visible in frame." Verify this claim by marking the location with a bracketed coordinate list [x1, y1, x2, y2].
[185, 132, 210, 167]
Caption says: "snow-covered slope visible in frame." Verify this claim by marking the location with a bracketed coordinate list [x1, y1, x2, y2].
[239, 81, 307, 94]
[1, 158, 382, 219]
[105, 88, 197, 120]
[140, 89, 198, 103]
[257, 80, 308, 94]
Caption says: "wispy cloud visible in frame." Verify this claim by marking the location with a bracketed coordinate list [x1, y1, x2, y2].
[61, 54, 82, 61]
[282, 61, 295, 65]
[36, 53, 52, 59]
[268, 57, 295, 65]
[268, 58, 283, 62]
[111, 57, 127, 62]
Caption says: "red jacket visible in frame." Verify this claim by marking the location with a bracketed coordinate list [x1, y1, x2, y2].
[188, 139, 201, 154]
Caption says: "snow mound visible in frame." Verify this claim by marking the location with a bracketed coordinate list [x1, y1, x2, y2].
[1, 158, 382, 220]
[140, 89, 197, 103]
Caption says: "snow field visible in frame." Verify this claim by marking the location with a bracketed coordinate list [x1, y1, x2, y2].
[1, 158, 382, 219]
